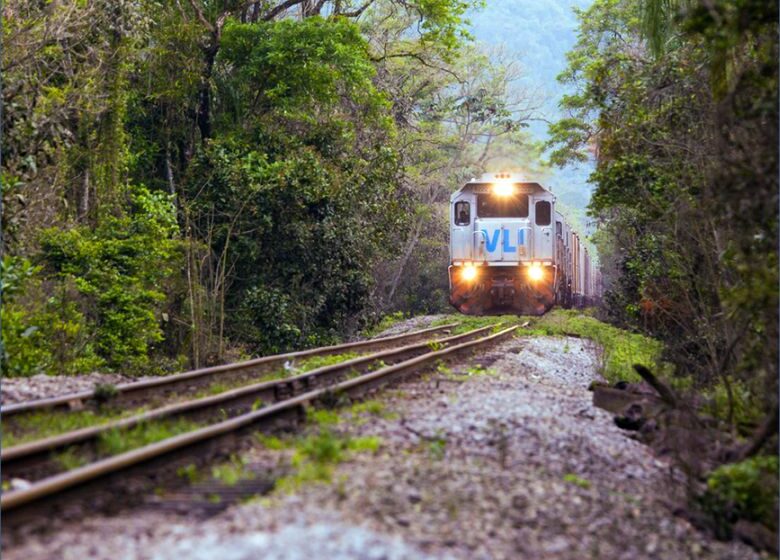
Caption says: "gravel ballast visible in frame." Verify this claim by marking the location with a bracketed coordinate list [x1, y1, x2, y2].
[3, 335, 761, 559]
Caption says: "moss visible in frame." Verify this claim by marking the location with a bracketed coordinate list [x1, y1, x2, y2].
[347, 435, 382, 453]
[535, 310, 665, 384]
[466, 364, 497, 377]
[432, 314, 518, 335]
[307, 408, 341, 427]
[427, 437, 447, 460]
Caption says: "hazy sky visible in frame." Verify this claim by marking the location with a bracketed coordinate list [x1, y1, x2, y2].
[468, 0, 596, 223]
[469, 0, 593, 141]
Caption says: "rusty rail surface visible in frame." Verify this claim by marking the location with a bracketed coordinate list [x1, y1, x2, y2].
[2, 325, 495, 477]
[2, 325, 517, 516]
[1, 323, 458, 419]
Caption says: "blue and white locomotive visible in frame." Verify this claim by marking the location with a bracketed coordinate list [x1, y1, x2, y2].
[448, 172, 597, 315]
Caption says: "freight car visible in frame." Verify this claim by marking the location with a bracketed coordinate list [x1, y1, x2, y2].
[448, 172, 597, 315]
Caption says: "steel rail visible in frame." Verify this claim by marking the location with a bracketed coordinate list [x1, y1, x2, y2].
[1, 323, 458, 418]
[2, 325, 517, 513]
[2, 325, 495, 471]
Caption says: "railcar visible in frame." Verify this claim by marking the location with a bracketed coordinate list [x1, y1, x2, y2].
[448, 172, 597, 315]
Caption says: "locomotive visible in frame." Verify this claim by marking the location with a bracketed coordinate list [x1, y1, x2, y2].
[448, 172, 598, 315]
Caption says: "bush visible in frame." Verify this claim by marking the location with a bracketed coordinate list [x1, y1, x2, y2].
[1, 256, 103, 376]
[0, 186, 183, 376]
[700, 455, 779, 537]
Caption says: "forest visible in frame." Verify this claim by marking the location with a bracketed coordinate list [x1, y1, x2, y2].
[3, 0, 542, 375]
[1, 0, 778, 551]
[2, 0, 776, 414]
[3, 0, 777, 436]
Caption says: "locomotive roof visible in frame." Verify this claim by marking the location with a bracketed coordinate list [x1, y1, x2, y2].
[452, 172, 553, 201]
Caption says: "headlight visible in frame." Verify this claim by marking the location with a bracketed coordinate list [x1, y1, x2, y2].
[462, 264, 478, 282]
[492, 182, 514, 197]
[528, 264, 544, 282]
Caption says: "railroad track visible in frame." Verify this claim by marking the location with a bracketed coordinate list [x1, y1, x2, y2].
[1, 323, 459, 420]
[2, 323, 518, 534]
[2, 324, 494, 481]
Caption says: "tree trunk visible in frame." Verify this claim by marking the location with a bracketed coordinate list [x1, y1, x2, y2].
[196, 45, 217, 141]
[78, 169, 90, 222]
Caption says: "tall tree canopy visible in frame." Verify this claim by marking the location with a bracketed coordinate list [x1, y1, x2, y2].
[549, 0, 778, 426]
[1, 0, 540, 374]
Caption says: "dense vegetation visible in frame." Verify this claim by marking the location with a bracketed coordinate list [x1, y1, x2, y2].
[549, 0, 778, 539]
[2, 0, 544, 374]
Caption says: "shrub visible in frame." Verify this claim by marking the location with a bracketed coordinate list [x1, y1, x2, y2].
[36, 185, 182, 373]
[700, 455, 779, 536]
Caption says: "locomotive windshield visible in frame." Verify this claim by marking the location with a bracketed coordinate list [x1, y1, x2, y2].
[477, 193, 529, 218]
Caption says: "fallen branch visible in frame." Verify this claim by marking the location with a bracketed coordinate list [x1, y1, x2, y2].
[633, 364, 678, 407]
[736, 405, 779, 461]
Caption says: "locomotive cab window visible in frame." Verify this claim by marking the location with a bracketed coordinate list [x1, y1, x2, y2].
[556, 221, 563, 236]
[477, 193, 529, 218]
[535, 201, 551, 226]
[454, 201, 470, 225]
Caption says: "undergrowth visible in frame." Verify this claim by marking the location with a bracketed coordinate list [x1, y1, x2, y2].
[3, 406, 146, 447]
[258, 403, 384, 492]
[298, 352, 360, 372]
[433, 309, 666, 384]
[699, 455, 779, 538]
[97, 417, 202, 456]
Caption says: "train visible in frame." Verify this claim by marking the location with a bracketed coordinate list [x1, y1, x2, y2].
[448, 172, 599, 315]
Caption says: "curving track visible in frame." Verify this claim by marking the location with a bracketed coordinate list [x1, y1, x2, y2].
[1, 323, 518, 537]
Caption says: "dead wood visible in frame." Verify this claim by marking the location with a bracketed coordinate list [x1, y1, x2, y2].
[633, 364, 678, 407]
[735, 405, 779, 461]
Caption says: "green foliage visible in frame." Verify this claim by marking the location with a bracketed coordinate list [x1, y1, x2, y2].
[466, 364, 496, 376]
[307, 408, 342, 427]
[550, 0, 778, 429]
[53, 448, 89, 471]
[701, 456, 779, 535]
[536, 310, 665, 384]
[8, 187, 180, 376]
[427, 434, 447, 460]
[3, 407, 144, 448]
[211, 454, 255, 486]
[363, 311, 407, 337]
[702, 378, 765, 428]
[35, 186, 182, 373]
[299, 352, 360, 372]
[93, 383, 119, 405]
[220, 17, 389, 122]
[177, 463, 201, 484]
[1, 256, 102, 376]
[563, 473, 592, 489]
[97, 417, 201, 457]
[256, 434, 289, 450]
[432, 310, 666, 384]
[187, 16, 410, 355]
[3, 0, 505, 377]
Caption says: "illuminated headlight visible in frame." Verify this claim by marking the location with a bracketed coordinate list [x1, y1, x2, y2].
[462, 264, 478, 282]
[492, 182, 514, 197]
[528, 264, 544, 282]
